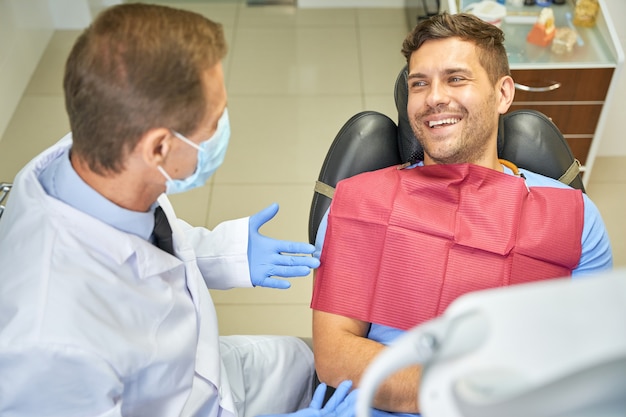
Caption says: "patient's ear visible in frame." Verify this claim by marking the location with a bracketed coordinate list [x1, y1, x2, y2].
[497, 75, 515, 115]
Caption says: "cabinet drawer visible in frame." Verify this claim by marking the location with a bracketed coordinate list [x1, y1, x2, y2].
[564, 137, 593, 166]
[511, 68, 613, 102]
[508, 103, 603, 135]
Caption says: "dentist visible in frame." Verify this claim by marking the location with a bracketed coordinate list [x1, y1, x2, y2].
[0, 4, 353, 417]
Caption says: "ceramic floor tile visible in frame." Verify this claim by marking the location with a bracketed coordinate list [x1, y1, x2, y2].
[359, 25, 410, 95]
[207, 183, 316, 306]
[134, 0, 242, 6]
[25, 30, 82, 96]
[357, 7, 408, 27]
[228, 26, 361, 96]
[364, 94, 400, 120]
[152, 0, 240, 79]
[158, 2, 240, 84]
[586, 156, 626, 184]
[237, 4, 356, 28]
[0, 96, 69, 181]
[93, 1, 243, 28]
[586, 182, 626, 267]
[213, 95, 364, 184]
[212, 304, 312, 337]
[153, 0, 243, 3]
[207, 183, 313, 240]
[157, 1, 241, 27]
[137, 0, 241, 75]
[90, 1, 241, 30]
[167, 180, 214, 227]
[211, 272, 314, 305]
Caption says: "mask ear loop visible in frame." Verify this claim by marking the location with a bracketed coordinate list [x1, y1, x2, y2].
[170, 107, 229, 153]
[171, 131, 201, 150]
[157, 131, 198, 183]
[157, 165, 173, 182]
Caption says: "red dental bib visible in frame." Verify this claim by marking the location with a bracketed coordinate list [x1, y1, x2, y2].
[311, 163, 583, 331]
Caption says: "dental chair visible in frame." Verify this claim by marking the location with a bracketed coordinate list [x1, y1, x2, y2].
[0, 183, 11, 220]
[309, 66, 584, 244]
[307, 66, 585, 399]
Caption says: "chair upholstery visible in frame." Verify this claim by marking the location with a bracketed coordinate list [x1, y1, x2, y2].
[309, 66, 584, 244]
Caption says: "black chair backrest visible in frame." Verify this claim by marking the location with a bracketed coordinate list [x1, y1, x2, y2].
[309, 67, 584, 244]
[308, 112, 400, 244]
[498, 109, 584, 191]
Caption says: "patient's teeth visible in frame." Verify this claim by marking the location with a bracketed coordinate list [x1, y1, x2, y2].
[428, 118, 459, 127]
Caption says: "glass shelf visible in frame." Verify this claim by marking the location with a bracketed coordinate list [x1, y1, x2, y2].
[450, 0, 619, 69]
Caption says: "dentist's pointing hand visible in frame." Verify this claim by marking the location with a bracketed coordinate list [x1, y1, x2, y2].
[248, 203, 320, 289]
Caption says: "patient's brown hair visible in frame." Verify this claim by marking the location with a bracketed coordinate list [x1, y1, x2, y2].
[402, 12, 510, 86]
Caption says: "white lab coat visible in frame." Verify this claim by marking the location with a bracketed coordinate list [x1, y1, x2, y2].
[0, 137, 314, 417]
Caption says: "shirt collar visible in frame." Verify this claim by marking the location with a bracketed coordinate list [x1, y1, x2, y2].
[37, 147, 155, 241]
[411, 160, 518, 176]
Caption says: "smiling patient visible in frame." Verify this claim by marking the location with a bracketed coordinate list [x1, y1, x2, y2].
[309, 12, 613, 417]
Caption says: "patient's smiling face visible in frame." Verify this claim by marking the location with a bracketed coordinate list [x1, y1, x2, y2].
[406, 37, 504, 169]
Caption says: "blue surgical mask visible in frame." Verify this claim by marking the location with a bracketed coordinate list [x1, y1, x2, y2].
[158, 108, 230, 194]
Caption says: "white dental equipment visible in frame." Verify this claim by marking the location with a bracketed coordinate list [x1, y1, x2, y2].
[357, 270, 626, 417]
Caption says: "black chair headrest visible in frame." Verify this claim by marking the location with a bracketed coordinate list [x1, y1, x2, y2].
[393, 66, 583, 191]
[394, 65, 506, 164]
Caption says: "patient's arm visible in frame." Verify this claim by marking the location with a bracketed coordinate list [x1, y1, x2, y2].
[312, 309, 422, 413]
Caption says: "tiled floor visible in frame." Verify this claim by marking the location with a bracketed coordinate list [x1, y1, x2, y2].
[0, 1, 624, 337]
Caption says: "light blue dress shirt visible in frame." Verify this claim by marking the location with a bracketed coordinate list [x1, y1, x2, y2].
[37, 147, 155, 240]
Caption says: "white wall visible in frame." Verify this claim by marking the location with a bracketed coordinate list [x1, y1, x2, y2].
[0, 0, 54, 141]
[49, 0, 92, 29]
[597, 0, 626, 156]
[0, 0, 110, 142]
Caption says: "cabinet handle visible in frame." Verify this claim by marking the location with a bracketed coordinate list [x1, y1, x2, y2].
[514, 81, 561, 92]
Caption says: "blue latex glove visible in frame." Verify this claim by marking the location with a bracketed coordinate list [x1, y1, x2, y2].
[260, 380, 357, 417]
[248, 203, 320, 289]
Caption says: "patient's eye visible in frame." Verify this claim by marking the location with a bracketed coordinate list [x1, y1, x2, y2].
[410, 80, 427, 88]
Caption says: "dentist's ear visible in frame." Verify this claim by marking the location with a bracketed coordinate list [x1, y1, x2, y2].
[140, 128, 174, 167]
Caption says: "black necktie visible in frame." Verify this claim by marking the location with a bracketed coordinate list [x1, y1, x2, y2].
[153, 206, 174, 255]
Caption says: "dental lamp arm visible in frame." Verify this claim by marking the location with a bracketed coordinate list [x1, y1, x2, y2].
[356, 274, 626, 417]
